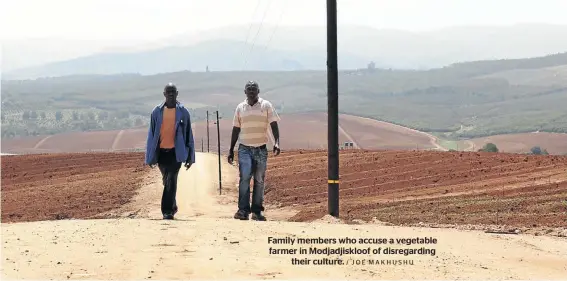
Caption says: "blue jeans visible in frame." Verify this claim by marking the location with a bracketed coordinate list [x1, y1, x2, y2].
[238, 144, 268, 214]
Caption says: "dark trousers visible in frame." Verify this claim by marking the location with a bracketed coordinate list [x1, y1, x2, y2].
[237, 144, 268, 214]
[157, 148, 182, 216]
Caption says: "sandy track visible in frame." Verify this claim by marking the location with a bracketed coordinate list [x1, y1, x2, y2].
[343, 115, 446, 151]
[33, 135, 52, 149]
[338, 124, 361, 149]
[2, 153, 567, 280]
[110, 130, 125, 150]
[464, 140, 475, 151]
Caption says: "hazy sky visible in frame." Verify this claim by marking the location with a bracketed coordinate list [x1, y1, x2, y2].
[2, 0, 567, 41]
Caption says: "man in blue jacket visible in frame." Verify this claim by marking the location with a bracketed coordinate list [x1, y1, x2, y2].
[145, 83, 196, 220]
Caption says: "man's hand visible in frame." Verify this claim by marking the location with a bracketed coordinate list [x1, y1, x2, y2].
[228, 151, 235, 164]
[273, 144, 281, 156]
[184, 162, 192, 170]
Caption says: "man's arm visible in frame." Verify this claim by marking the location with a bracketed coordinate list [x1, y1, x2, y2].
[229, 107, 241, 153]
[267, 101, 281, 148]
[229, 126, 241, 153]
[184, 109, 195, 164]
[270, 121, 279, 146]
[145, 109, 156, 165]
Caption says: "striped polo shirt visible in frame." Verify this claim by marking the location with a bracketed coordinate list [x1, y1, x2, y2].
[233, 97, 280, 147]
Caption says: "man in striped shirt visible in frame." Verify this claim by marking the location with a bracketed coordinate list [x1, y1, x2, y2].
[228, 81, 281, 221]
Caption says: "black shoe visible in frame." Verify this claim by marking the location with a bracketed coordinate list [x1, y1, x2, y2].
[234, 210, 249, 220]
[163, 214, 174, 220]
[251, 212, 266, 221]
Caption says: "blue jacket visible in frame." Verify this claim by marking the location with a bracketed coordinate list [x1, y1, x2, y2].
[145, 101, 196, 165]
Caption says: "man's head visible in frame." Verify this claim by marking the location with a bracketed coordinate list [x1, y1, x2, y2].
[244, 80, 260, 105]
[163, 82, 178, 106]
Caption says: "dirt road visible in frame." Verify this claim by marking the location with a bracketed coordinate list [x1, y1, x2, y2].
[464, 140, 475, 151]
[2, 152, 566, 280]
[338, 124, 361, 149]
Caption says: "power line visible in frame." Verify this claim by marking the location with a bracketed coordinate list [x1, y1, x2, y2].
[243, 0, 273, 69]
[262, 0, 288, 53]
[242, 0, 262, 48]
[240, 0, 262, 68]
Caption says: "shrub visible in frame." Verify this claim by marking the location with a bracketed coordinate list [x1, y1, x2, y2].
[479, 143, 498, 152]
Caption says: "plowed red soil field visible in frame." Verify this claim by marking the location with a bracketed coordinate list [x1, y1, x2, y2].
[1, 152, 149, 223]
[264, 150, 567, 228]
[4, 149, 566, 232]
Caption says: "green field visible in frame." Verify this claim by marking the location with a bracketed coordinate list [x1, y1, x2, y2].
[2, 52, 567, 139]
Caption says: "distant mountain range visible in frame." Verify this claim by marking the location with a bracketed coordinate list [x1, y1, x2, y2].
[4, 23, 567, 80]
